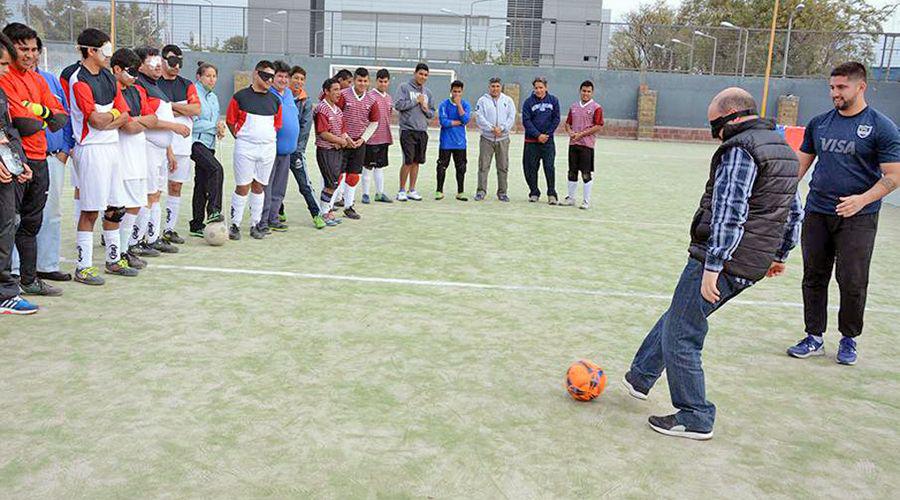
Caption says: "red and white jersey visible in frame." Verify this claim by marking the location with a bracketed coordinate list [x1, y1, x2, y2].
[68, 65, 130, 145]
[135, 73, 174, 149]
[368, 89, 393, 145]
[314, 100, 345, 150]
[119, 83, 154, 180]
[339, 86, 379, 140]
[566, 99, 604, 149]
[158, 75, 200, 156]
[226, 86, 282, 144]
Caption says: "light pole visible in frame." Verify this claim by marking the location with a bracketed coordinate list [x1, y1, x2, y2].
[783, 3, 804, 78]
[694, 30, 717, 75]
[720, 21, 748, 76]
[653, 43, 674, 72]
[671, 37, 693, 71]
[484, 21, 511, 52]
[200, 0, 213, 49]
[263, 12, 286, 54]
[314, 29, 325, 57]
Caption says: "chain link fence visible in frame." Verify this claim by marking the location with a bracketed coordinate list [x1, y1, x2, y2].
[6, 0, 898, 80]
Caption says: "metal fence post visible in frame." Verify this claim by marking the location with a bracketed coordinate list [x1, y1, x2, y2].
[419, 15, 424, 60]
[374, 13, 379, 61]
[199, 6, 203, 50]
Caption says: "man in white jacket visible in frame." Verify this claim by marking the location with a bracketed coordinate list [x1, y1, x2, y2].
[474, 77, 516, 202]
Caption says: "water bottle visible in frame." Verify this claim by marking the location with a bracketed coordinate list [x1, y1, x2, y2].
[0, 128, 24, 176]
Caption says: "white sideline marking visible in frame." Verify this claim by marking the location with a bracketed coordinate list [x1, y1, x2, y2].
[399, 207, 685, 228]
[150, 263, 900, 315]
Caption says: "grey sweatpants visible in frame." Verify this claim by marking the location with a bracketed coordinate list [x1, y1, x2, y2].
[477, 136, 509, 197]
[261, 154, 291, 227]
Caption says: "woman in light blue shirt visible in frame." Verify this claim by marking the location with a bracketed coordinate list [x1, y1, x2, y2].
[189, 61, 226, 235]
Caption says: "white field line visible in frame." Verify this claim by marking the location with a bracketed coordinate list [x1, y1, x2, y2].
[149, 263, 900, 316]
[394, 206, 685, 228]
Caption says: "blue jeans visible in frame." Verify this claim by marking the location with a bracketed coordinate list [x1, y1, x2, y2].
[629, 258, 752, 432]
[289, 151, 321, 218]
[11, 155, 64, 276]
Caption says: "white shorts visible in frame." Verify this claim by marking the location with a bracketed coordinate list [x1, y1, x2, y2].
[72, 143, 124, 211]
[121, 178, 147, 208]
[145, 143, 168, 194]
[233, 140, 277, 187]
[169, 154, 192, 183]
[69, 153, 79, 189]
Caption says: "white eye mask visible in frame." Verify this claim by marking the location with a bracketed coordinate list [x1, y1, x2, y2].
[147, 55, 162, 69]
[100, 42, 113, 58]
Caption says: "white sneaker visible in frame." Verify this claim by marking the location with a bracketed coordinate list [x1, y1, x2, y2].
[562, 196, 575, 207]
[396, 190, 408, 202]
[580, 201, 590, 210]
[407, 190, 423, 201]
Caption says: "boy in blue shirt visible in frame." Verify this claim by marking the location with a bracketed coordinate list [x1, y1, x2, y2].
[786, 62, 900, 366]
[436, 80, 471, 200]
[522, 76, 561, 204]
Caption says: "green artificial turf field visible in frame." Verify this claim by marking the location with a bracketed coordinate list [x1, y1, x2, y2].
[2, 131, 898, 498]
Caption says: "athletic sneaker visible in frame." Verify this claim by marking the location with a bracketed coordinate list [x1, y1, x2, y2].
[407, 190, 423, 201]
[279, 213, 287, 223]
[229, 224, 241, 241]
[131, 242, 160, 258]
[323, 212, 342, 226]
[313, 215, 327, 229]
[362, 194, 371, 204]
[250, 224, 267, 240]
[580, 201, 590, 210]
[786, 335, 825, 359]
[105, 259, 140, 277]
[648, 414, 713, 441]
[124, 250, 147, 270]
[528, 195, 539, 203]
[163, 229, 185, 244]
[435, 191, 444, 200]
[344, 207, 361, 220]
[205, 212, 225, 224]
[0, 295, 38, 315]
[151, 239, 179, 254]
[622, 371, 649, 401]
[396, 191, 408, 202]
[334, 199, 345, 208]
[36, 271, 72, 282]
[189, 228, 204, 238]
[375, 193, 393, 203]
[548, 195, 558, 205]
[74, 266, 105, 286]
[498, 194, 510, 202]
[456, 193, 468, 201]
[474, 192, 485, 201]
[20, 278, 63, 297]
[837, 337, 858, 366]
[562, 196, 576, 207]
[269, 221, 289, 232]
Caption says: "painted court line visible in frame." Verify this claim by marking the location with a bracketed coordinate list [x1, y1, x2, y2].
[402, 207, 684, 228]
[151, 263, 900, 316]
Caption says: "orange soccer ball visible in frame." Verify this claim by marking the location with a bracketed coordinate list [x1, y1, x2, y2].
[565, 360, 608, 401]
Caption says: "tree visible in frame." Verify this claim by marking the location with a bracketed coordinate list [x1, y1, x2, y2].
[607, 0, 679, 72]
[222, 35, 247, 53]
[22, 0, 160, 46]
[609, 0, 895, 77]
[0, 0, 11, 27]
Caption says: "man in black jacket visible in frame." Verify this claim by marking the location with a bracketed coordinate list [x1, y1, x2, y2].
[621, 88, 802, 440]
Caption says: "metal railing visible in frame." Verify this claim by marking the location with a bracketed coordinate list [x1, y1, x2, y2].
[7, 0, 899, 79]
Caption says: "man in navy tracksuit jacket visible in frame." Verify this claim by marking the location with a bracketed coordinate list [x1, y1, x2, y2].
[522, 76, 561, 204]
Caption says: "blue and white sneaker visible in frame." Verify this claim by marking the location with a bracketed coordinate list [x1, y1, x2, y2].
[836, 337, 858, 366]
[786, 335, 825, 359]
[0, 295, 38, 315]
[362, 194, 371, 204]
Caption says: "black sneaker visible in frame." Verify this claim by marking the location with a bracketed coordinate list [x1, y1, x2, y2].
[151, 239, 179, 254]
[205, 212, 225, 224]
[163, 229, 185, 244]
[36, 270, 72, 282]
[334, 199, 345, 208]
[250, 224, 267, 239]
[622, 371, 649, 400]
[20, 277, 64, 297]
[229, 224, 241, 241]
[343, 207, 361, 220]
[269, 221, 289, 232]
[124, 250, 147, 270]
[132, 242, 161, 258]
[648, 414, 713, 441]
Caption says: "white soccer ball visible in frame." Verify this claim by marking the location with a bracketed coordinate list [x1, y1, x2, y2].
[203, 222, 228, 246]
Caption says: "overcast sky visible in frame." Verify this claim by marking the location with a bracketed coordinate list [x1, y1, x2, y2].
[601, 0, 900, 30]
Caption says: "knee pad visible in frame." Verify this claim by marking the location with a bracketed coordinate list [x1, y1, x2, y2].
[346, 173, 360, 187]
[104, 206, 126, 223]
[582, 171, 592, 183]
